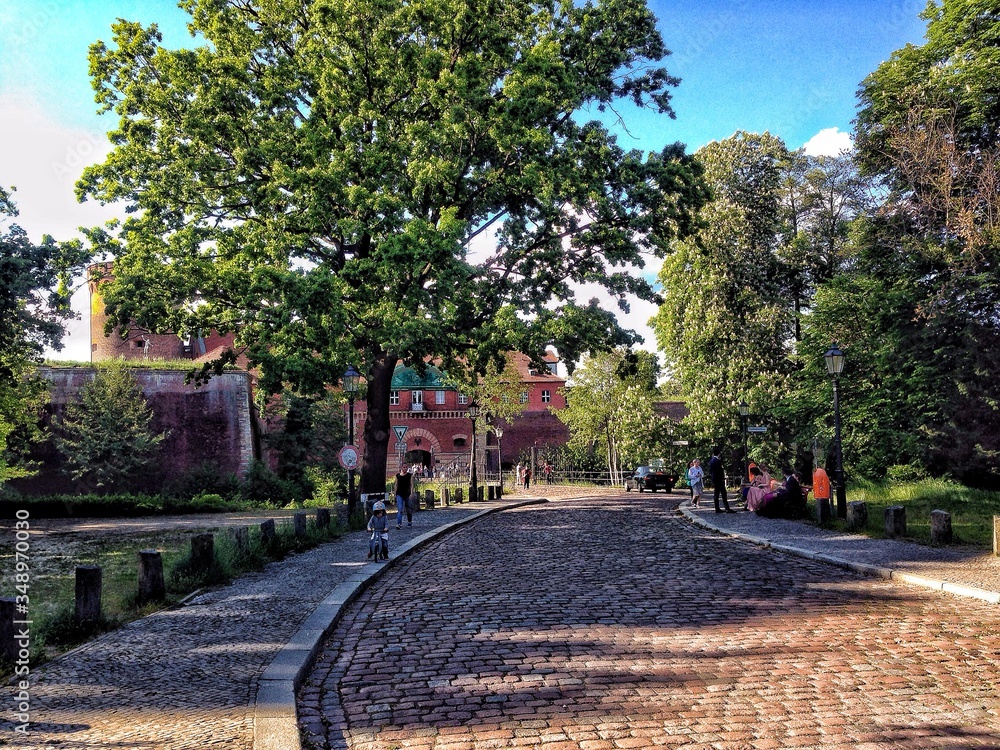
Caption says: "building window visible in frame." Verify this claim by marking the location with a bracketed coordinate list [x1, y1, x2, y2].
[453, 437, 466, 447]
[458, 393, 468, 405]
[542, 390, 551, 403]
[520, 391, 529, 404]
[435, 390, 446, 405]
[390, 390, 400, 406]
[547, 362, 559, 375]
[412, 390, 423, 405]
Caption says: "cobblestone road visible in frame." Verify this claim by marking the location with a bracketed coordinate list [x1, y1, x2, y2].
[300, 495, 1000, 750]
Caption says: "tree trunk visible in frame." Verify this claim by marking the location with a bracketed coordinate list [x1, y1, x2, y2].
[356, 351, 397, 517]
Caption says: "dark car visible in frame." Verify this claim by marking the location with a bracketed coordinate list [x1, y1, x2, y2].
[624, 466, 678, 493]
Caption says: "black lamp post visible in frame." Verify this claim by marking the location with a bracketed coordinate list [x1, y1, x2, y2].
[494, 425, 503, 490]
[468, 401, 480, 501]
[824, 343, 847, 518]
[343, 365, 361, 512]
[738, 401, 750, 484]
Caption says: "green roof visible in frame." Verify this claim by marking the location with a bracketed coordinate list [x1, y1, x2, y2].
[391, 364, 452, 390]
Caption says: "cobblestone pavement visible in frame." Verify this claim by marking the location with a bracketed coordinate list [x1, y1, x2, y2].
[300, 494, 1000, 750]
[0, 500, 524, 749]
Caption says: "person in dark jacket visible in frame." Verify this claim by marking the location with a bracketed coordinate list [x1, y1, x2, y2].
[708, 448, 735, 514]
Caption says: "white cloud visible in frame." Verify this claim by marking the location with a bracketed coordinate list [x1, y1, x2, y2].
[801, 127, 853, 157]
[0, 93, 123, 361]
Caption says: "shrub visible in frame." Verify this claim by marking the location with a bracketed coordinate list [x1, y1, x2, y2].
[160, 462, 241, 501]
[885, 464, 930, 484]
[239, 460, 301, 506]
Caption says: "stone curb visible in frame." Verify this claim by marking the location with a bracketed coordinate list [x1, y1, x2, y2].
[252, 497, 548, 750]
[679, 504, 1000, 605]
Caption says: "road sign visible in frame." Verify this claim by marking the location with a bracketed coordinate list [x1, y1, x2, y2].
[392, 425, 408, 442]
[671, 440, 689, 446]
[747, 426, 767, 433]
[395, 441, 407, 451]
[337, 444, 360, 470]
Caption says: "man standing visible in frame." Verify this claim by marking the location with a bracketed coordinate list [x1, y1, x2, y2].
[394, 464, 413, 529]
[708, 448, 735, 514]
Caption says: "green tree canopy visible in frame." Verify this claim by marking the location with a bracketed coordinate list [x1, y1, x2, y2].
[79, 0, 708, 509]
[0, 186, 88, 484]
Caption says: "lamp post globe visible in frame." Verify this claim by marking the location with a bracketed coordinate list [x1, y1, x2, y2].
[823, 344, 847, 518]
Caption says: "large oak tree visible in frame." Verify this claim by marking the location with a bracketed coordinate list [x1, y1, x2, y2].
[79, 0, 707, 511]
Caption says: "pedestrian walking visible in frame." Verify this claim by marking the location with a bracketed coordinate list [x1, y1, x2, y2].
[687, 458, 704, 507]
[543, 461, 554, 484]
[523, 465, 531, 489]
[708, 448, 734, 513]
[393, 464, 413, 529]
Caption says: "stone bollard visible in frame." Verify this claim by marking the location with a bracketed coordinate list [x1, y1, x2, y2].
[260, 519, 276, 544]
[497, 482, 503, 499]
[137, 550, 165, 604]
[293, 511, 308, 538]
[424, 489, 435, 509]
[443, 487, 451, 506]
[884, 505, 906, 538]
[455, 487, 464, 503]
[409, 491, 421, 513]
[0, 597, 16, 662]
[228, 526, 250, 555]
[191, 533, 215, 570]
[995, 516, 1000, 557]
[316, 508, 331, 530]
[75, 565, 102, 623]
[816, 497, 832, 524]
[931, 509, 952, 545]
[488, 485, 496, 501]
[478, 485, 485, 502]
[847, 501, 868, 531]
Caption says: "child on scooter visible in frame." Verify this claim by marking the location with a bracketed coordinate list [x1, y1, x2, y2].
[367, 501, 389, 561]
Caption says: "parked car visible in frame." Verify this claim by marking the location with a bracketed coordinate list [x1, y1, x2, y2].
[624, 466, 679, 493]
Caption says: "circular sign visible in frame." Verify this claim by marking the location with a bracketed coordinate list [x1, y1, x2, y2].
[338, 444, 360, 470]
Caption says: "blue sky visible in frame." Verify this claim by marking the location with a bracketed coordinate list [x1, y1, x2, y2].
[0, 0, 928, 358]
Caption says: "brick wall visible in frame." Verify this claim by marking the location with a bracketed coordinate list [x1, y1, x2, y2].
[11, 367, 256, 495]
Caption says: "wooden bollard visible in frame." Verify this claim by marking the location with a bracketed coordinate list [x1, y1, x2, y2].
[884, 505, 906, 538]
[75, 565, 102, 623]
[424, 489, 435, 509]
[994, 516, 1000, 556]
[488, 485, 496, 501]
[137, 550, 165, 604]
[497, 482, 503, 499]
[478, 485, 485, 502]
[931, 509, 952, 545]
[316, 508, 331, 529]
[409, 491, 421, 513]
[0, 597, 16, 662]
[293, 511, 307, 538]
[847, 501, 868, 531]
[443, 487, 451, 506]
[336, 505, 349, 528]
[260, 518, 276, 543]
[228, 526, 250, 554]
[455, 487, 464, 503]
[816, 497, 832, 524]
[191, 533, 215, 570]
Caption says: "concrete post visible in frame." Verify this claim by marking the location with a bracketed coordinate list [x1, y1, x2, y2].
[477, 485, 485, 502]
[443, 487, 451, 506]
[930, 510, 952, 545]
[260, 519, 276, 543]
[424, 489, 435, 509]
[455, 487, 464, 503]
[75, 565, 102, 623]
[847, 501, 868, 531]
[315, 508, 331, 530]
[488, 485, 496, 501]
[884, 505, 906, 538]
[137, 550, 165, 604]
[293, 511, 308, 538]
[191, 533, 215, 570]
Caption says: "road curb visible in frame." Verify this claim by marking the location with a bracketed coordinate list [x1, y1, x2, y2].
[679, 504, 1000, 605]
[252, 498, 547, 750]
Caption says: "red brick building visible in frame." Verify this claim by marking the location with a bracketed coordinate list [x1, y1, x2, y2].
[353, 353, 569, 478]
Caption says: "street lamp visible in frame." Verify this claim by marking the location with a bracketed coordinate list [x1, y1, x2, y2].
[738, 401, 750, 483]
[494, 425, 504, 496]
[343, 365, 361, 514]
[468, 401, 480, 501]
[824, 343, 847, 519]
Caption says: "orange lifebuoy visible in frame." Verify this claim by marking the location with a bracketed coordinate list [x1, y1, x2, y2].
[812, 467, 831, 500]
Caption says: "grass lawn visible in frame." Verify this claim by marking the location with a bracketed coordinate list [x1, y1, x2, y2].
[825, 479, 1000, 548]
